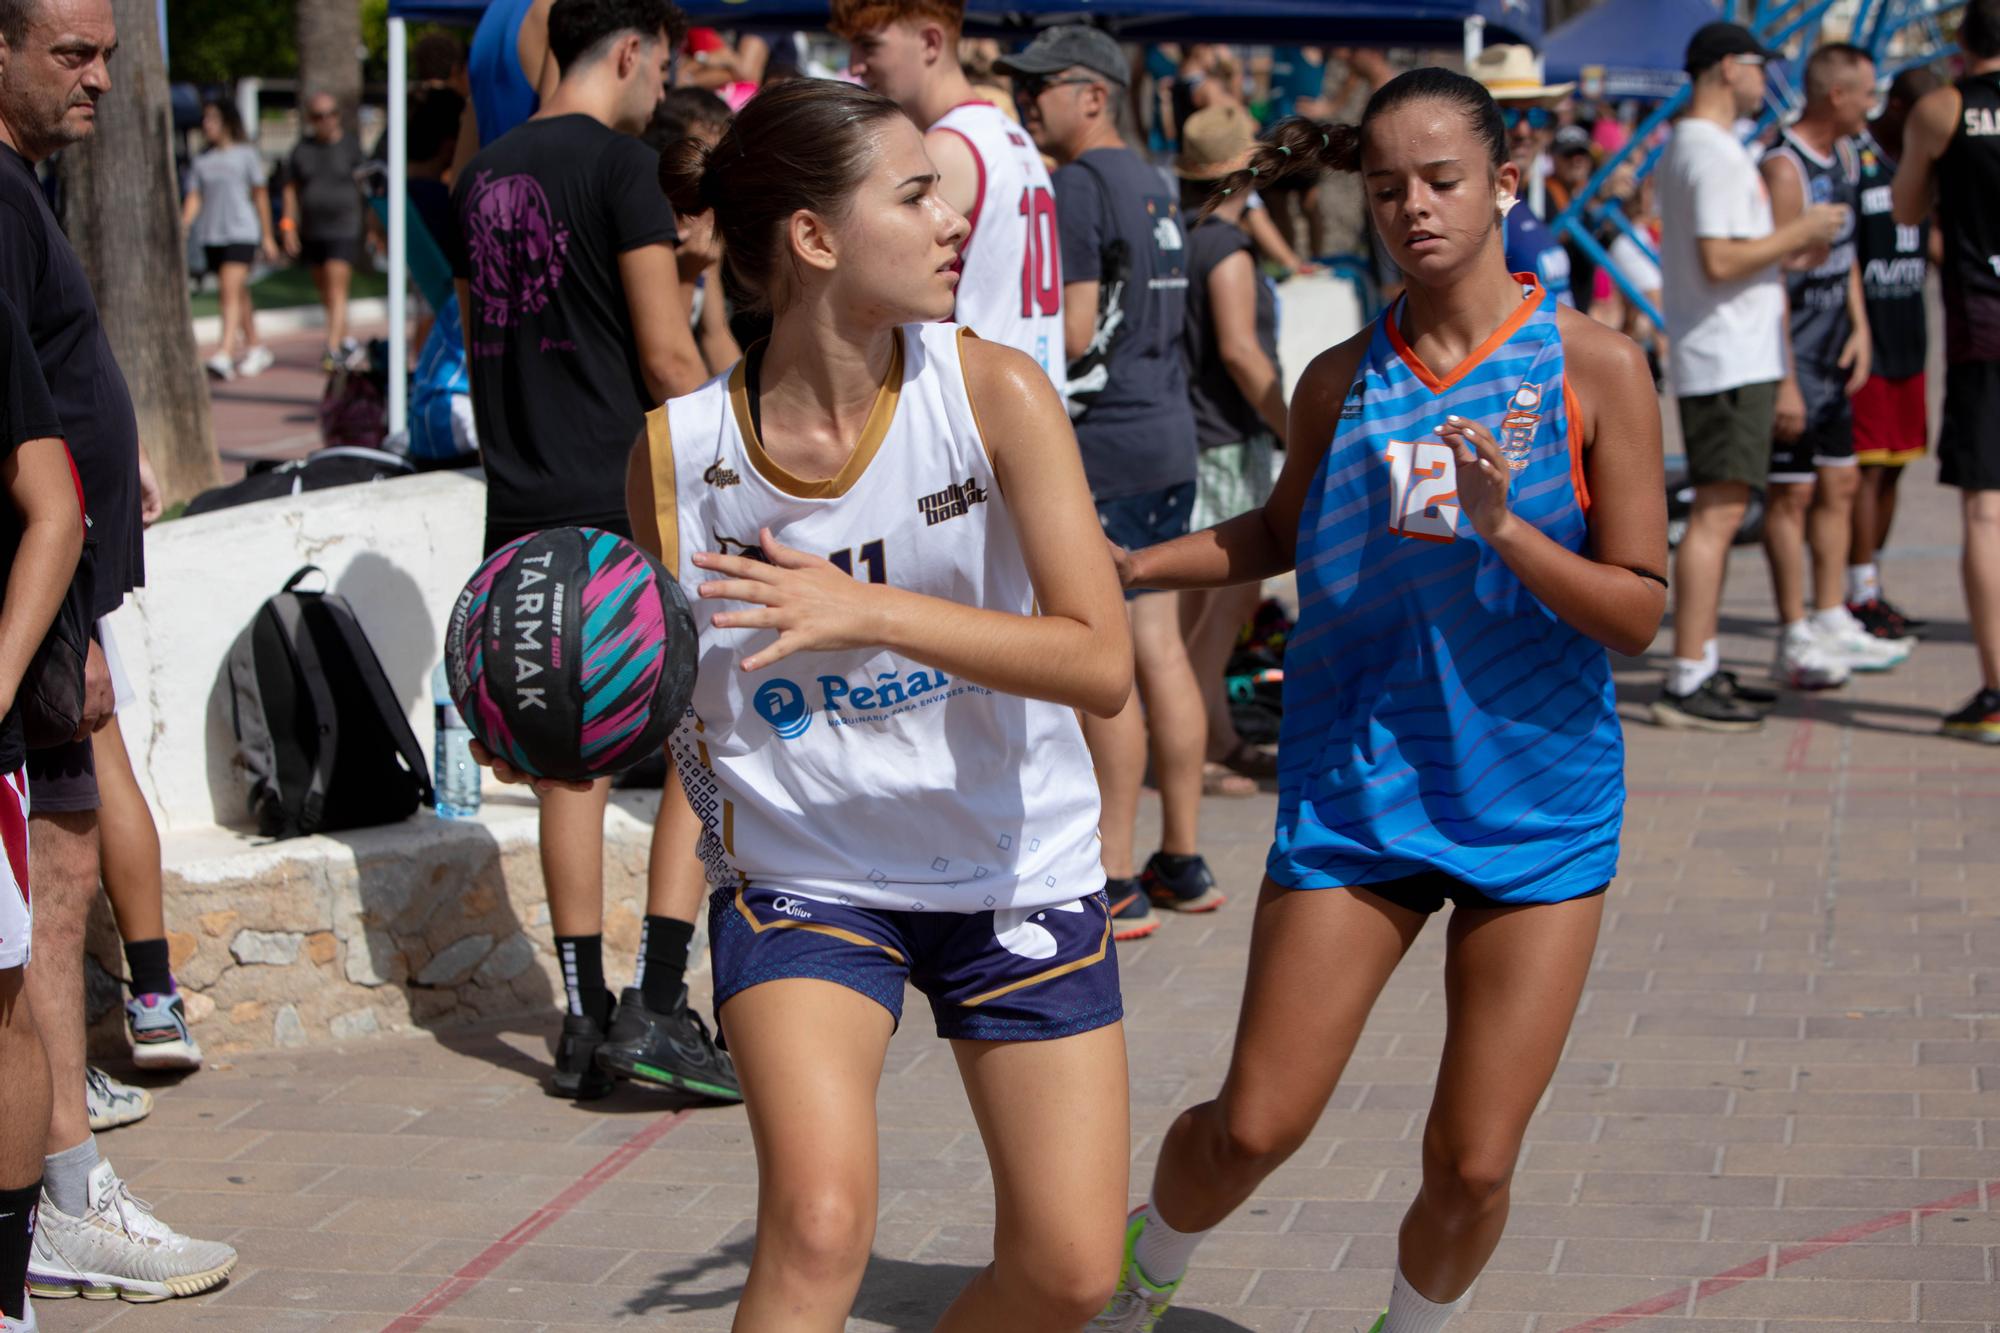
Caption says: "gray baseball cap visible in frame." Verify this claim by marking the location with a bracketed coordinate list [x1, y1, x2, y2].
[994, 25, 1129, 88]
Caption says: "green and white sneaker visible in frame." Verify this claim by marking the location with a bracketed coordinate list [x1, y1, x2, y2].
[1088, 1208, 1183, 1332]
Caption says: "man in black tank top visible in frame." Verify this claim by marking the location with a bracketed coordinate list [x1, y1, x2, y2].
[1759, 45, 1910, 684]
[1894, 0, 2000, 742]
[1847, 68, 1940, 642]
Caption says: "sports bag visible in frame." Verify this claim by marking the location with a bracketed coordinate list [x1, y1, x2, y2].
[227, 566, 433, 838]
[184, 447, 414, 518]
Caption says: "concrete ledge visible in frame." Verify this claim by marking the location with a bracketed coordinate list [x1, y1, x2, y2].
[87, 790, 704, 1059]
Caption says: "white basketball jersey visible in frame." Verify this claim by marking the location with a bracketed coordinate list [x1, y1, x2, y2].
[931, 101, 1064, 383]
[645, 322, 1103, 913]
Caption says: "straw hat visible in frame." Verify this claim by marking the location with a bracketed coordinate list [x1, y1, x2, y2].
[1471, 44, 1575, 102]
[1176, 103, 1258, 179]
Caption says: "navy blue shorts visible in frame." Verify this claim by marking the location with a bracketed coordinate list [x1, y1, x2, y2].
[710, 884, 1123, 1042]
[1096, 482, 1195, 600]
[1353, 870, 1610, 913]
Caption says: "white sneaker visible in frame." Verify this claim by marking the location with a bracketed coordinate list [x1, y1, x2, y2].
[27, 1160, 236, 1303]
[84, 1067, 151, 1131]
[234, 344, 274, 378]
[0, 1290, 35, 1331]
[1774, 626, 1850, 690]
[201, 353, 234, 381]
[1813, 606, 1912, 672]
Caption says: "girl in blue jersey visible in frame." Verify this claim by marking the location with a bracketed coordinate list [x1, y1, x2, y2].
[1091, 70, 1667, 1333]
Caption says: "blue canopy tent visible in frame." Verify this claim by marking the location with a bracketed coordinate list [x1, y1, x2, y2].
[1542, 0, 1720, 100]
[380, 0, 1540, 428]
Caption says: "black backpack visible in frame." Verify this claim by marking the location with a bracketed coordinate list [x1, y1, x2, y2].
[184, 447, 415, 518]
[227, 566, 433, 838]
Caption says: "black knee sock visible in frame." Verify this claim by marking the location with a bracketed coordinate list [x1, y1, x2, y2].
[0, 1180, 38, 1319]
[123, 937, 174, 998]
[636, 915, 694, 1011]
[554, 935, 610, 1025]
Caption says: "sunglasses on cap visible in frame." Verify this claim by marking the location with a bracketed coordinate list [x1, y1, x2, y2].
[1500, 106, 1554, 131]
[1014, 74, 1100, 101]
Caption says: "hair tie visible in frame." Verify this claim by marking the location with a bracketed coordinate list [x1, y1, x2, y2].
[1321, 132, 1330, 149]
[1276, 145, 1292, 157]
[1249, 164, 1261, 175]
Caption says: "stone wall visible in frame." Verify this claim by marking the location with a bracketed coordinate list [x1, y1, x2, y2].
[86, 792, 705, 1058]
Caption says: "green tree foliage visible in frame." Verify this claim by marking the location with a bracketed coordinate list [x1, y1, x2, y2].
[166, 0, 299, 85]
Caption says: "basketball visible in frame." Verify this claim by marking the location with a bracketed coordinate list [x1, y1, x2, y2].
[445, 527, 696, 782]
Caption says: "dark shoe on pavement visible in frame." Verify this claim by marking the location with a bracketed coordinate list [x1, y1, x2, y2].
[1941, 688, 2000, 746]
[1849, 598, 1924, 641]
[548, 991, 616, 1101]
[1106, 878, 1159, 941]
[1711, 669, 1778, 712]
[1141, 853, 1227, 913]
[594, 986, 742, 1102]
[1650, 675, 1765, 732]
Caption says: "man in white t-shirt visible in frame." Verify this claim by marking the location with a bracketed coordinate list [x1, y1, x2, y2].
[1652, 21, 1847, 731]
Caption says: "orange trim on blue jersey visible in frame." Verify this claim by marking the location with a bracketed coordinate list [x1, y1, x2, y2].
[1384, 275, 1548, 394]
[1562, 375, 1591, 513]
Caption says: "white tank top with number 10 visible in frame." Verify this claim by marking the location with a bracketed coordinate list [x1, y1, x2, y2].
[931, 100, 1064, 382]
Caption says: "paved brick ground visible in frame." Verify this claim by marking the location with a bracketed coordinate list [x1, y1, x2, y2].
[38, 455, 2000, 1331]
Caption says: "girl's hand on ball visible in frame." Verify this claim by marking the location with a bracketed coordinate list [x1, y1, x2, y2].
[466, 739, 592, 794]
[694, 527, 885, 672]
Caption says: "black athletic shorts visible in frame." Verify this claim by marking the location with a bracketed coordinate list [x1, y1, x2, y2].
[204, 243, 256, 271]
[300, 234, 364, 268]
[482, 512, 635, 559]
[1769, 362, 1856, 483]
[1940, 360, 2000, 492]
[1356, 870, 1610, 914]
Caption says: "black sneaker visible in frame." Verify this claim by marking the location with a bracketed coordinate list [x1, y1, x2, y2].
[594, 985, 742, 1102]
[1650, 675, 1764, 732]
[1941, 688, 2000, 745]
[1876, 595, 1927, 636]
[1140, 853, 1228, 913]
[549, 991, 616, 1101]
[1105, 877, 1159, 941]
[1848, 598, 1923, 641]
[1711, 669, 1778, 712]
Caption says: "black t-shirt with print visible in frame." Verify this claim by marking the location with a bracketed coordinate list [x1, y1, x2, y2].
[0, 143, 141, 622]
[0, 290, 65, 774]
[445, 115, 679, 528]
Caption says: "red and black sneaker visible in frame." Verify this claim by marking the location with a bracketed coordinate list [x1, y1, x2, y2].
[1848, 597, 1925, 641]
[1106, 878, 1159, 941]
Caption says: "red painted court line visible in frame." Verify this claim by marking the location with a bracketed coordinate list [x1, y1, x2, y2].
[384, 1108, 696, 1331]
[1556, 1179, 1995, 1332]
[1781, 713, 1816, 774]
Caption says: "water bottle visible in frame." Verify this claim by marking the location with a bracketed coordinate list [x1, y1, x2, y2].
[432, 661, 481, 819]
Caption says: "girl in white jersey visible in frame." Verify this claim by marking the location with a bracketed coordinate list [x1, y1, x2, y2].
[650, 81, 1131, 1331]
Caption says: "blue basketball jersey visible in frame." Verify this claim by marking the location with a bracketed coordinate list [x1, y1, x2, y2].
[1271, 279, 1622, 904]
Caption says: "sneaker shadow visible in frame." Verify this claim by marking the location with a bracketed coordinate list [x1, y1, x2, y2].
[621, 1235, 1266, 1329]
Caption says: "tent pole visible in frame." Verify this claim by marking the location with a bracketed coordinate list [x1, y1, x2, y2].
[388, 16, 409, 436]
[1463, 15, 1485, 68]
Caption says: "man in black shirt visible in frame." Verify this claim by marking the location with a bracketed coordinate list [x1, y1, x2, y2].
[1008, 27, 1223, 943]
[282, 91, 368, 368]
[1894, 0, 2000, 741]
[446, 0, 731, 1104]
[0, 287, 82, 1333]
[0, 0, 237, 1301]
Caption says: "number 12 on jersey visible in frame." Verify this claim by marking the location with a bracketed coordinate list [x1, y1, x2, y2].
[1018, 186, 1060, 318]
[1383, 439, 1461, 542]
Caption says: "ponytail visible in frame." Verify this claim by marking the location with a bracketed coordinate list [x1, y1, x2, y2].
[1205, 116, 1361, 215]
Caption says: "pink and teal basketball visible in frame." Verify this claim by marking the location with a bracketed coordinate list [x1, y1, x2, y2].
[446, 527, 696, 782]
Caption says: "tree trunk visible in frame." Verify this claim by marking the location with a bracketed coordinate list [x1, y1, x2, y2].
[58, 0, 219, 507]
[296, 0, 364, 140]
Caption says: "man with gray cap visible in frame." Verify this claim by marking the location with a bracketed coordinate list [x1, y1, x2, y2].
[1004, 26, 1222, 942]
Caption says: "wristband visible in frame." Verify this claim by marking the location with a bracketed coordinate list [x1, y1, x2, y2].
[279, 218, 297, 231]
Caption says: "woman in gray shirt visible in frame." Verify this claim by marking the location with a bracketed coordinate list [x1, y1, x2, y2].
[182, 100, 278, 380]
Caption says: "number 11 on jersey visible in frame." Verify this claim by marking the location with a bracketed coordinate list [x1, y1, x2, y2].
[1384, 439, 1461, 542]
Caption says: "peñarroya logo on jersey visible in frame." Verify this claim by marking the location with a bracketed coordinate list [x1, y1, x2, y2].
[754, 678, 812, 739]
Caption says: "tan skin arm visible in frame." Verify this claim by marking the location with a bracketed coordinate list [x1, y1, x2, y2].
[1207, 249, 1287, 438]
[281, 180, 302, 258]
[1062, 279, 1098, 362]
[695, 257, 741, 375]
[180, 186, 201, 231]
[691, 338, 1133, 717]
[1760, 154, 1809, 441]
[253, 184, 280, 261]
[1892, 84, 1959, 227]
[0, 438, 85, 717]
[925, 127, 983, 223]
[1840, 258, 1870, 394]
[1127, 313, 1667, 656]
[1241, 204, 1307, 274]
[619, 243, 712, 402]
[1699, 156, 1845, 285]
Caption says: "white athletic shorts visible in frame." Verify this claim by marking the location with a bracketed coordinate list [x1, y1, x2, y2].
[99, 616, 133, 713]
[0, 768, 32, 969]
